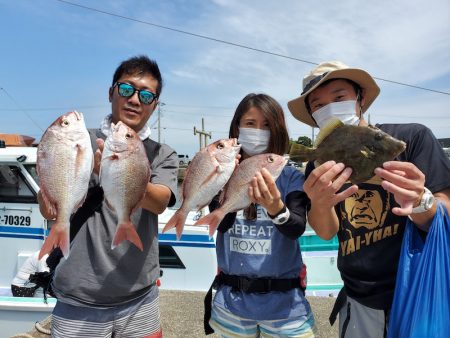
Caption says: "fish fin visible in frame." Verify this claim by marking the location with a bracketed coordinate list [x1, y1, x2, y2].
[39, 223, 70, 259]
[74, 143, 87, 179]
[199, 169, 219, 188]
[360, 146, 375, 158]
[289, 143, 315, 162]
[39, 188, 58, 216]
[101, 154, 119, 164]
[218, 188, 227, 205]
[216, 163, 225, 173]
[131, 191, 147, 215]
[162, 210, 187, 240]
[194, 210, 225, 237]
[175, 224, 184, 241]
[112, 221, 144, 251]
[315, 118, 344, 146]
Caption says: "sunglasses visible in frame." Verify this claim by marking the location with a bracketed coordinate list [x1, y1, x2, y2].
[113, 82, 157, 105]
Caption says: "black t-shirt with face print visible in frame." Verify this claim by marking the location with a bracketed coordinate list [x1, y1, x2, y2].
[305, 123, 450, 310]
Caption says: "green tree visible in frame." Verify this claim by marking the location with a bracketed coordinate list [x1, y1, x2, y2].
[296, 136, 312, 147]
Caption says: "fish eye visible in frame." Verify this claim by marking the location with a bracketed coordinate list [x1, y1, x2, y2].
[267, 156, 274, 163]
[125, 132, 132, 139]
[61, 119, 70, 126]
[217, 142, 224, 149]
[375, 132, 384, 141]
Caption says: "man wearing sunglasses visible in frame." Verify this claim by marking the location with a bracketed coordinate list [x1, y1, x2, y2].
[46, 55, 178, 337]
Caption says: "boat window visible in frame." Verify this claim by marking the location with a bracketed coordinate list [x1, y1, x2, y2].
[0, 165, 37, 203]
[159, 244, 186, 269]
[444, 148, 450, 159]
[24, 164, 40, 186]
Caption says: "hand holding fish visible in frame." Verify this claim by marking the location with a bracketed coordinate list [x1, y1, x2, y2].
[304, 161, 358, 209]
[93, 138, 104, 175]
[194, 153, 286, 237]
[374, 161, 426, 216]
[304, 161, 359, 240]
[249, 168, 284, 216]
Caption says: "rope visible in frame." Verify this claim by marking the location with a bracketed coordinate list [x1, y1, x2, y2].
[34, 320, 51, 335]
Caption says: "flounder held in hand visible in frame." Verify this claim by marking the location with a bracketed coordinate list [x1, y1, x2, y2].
[100, 121, 151, 251]
[289, 119, 406, 184]
[162, 138, 241, 239]
[194, 153, 287, 237]
[37, 111, 94, 259]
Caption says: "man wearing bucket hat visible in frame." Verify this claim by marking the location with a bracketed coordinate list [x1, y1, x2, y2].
[288, 61, 450, 337]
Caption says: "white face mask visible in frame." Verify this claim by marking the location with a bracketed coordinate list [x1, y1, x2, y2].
[238, 128, 270, 156]
[312, 100, 360, 129]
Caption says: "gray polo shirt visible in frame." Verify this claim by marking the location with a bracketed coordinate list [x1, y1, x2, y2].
[52, 131, 178, 307]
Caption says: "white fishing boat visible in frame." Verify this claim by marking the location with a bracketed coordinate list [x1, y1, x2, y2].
[0, 140, 342, 337]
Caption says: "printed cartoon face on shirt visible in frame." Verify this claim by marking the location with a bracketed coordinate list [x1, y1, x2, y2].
[343, 189, 388, 230]
[337, 177, 403, 257]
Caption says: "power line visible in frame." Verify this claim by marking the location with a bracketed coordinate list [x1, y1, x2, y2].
[55, 0, 450, 96]
[0, 105, 108, 111]
[161, 109, 233, 118]
[164, 103, 234, 110]
[150, 126, 228, 134]
[0, 87, 44, 132]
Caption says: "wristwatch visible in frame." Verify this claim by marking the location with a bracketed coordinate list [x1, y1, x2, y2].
[268, 206, 290, 225]
[411, 187, 435, 214]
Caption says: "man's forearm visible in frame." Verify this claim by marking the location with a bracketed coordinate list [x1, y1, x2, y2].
[307, 204, 339, 240]
[139, 183, 172, 215]
[410, 189, 450, 231]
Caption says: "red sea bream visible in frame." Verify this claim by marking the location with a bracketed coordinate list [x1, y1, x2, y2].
[100, 121, 151, 251]
[163, 139, 241, 239]
[37, 111, 93, 259]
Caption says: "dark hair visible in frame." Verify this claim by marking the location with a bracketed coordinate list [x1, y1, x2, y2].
[305, 78, 362, 114]
[112, 55, 163, 97]
[229, 93, 289, 156]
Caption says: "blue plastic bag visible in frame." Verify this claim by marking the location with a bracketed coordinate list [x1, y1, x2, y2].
[388, 201, 450, 338]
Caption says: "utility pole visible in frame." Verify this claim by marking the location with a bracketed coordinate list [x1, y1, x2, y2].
[157, 102, 165, 143]
[311, 126, 315, 144]
[193, 118, 212, 218]
[194, 118, 211, 150]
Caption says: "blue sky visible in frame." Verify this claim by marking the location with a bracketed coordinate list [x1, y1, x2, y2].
[1, 0, 449, 158]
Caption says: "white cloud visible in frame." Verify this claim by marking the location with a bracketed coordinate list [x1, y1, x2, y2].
[2, 0, 449, 156]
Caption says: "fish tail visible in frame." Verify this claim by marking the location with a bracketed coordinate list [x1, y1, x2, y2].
[194, 210, 225, 238]
[112, 222, 144, 251]
[289, 143, 316, 162]
[39, 223, 70, 260]
[162, 210, 187, 241]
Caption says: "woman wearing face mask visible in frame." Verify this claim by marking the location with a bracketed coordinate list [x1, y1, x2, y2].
[204, 93, 316, 338]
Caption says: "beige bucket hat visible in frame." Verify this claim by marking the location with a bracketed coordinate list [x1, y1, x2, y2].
[287, 61, 380, 127]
